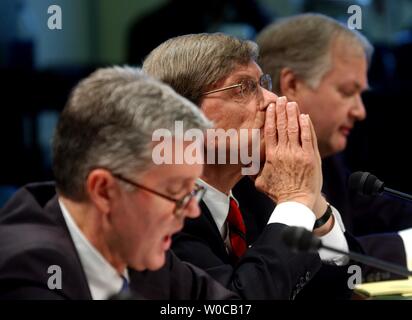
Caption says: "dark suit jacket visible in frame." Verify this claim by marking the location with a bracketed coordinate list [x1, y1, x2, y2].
[236, 176, 368, 298]
[323, 154, 412, 235]
[0, 182, 237, 300]
[230, 155, 410, 283]
[322, 155, 410, 281]
[172, 197, 322, 300]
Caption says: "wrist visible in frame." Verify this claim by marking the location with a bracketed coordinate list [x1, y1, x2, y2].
[313, 203, 334, 236]
[276, 194, 316, 211]
[314, 203, 332, 228]
[313, 195, 327, 219]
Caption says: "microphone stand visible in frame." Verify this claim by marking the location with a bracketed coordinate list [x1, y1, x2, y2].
[321, 244, 412, 278]
[349, 171, 412, 202]
[283, 226, 412, 278]
[383, 187, 412, 202]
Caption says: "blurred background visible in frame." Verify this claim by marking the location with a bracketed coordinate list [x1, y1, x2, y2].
[1, 0, 412, 206]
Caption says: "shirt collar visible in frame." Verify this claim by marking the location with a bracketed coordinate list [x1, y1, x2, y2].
[59, 199, 129, 300]
[197, 178, 239, 238]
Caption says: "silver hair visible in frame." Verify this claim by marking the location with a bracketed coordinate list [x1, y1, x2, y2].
[257, 13, 374, 93]
[53, 66, 211, 200]
[142, 33, 259, 104]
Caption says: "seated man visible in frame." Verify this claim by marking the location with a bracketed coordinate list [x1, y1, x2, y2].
[0, 66, 237, 300]
[255, 13, 412, 281]
[143, 33, 352, 299]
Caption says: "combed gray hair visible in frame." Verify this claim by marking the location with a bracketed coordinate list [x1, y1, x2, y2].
[53, 66, 211, 201]
[142, 33, 259, 105]
[257, 13, 374, 93]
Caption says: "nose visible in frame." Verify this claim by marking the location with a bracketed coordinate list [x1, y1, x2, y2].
[350, 94, 367, 121]
[259, 87, 278, 111]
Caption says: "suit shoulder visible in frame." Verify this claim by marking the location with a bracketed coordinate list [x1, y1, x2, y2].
[0, 224, 85, 299]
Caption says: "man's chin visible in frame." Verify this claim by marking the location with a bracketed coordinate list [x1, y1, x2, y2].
[146, 256, 166, 272]
[322, 141, 346, 158]
[335, 136, 348, 153]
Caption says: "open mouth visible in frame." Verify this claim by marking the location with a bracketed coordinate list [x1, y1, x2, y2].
[162, 223, 184, 251]
[340, 126, 352, 136]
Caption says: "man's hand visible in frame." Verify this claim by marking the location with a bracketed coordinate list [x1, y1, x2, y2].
[255, 97, 322, 211]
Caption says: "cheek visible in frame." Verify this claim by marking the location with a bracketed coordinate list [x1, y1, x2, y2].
[322, 101, 352, 134]
[202, 103, 230, 127]
[227, 110, 250, 130]
[119, 196, 161, 243]
[140, 202, 171, 232]
[242, 103, 260, 127]
[308, 96, 341, 132]
[206, 102, 253, 130]
[128, 203, 174, 270]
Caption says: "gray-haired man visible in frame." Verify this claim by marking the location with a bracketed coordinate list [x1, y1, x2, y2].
[0, 66, 237, 300]
[144, 33, 351, 299]
[255, 13, 412, 281]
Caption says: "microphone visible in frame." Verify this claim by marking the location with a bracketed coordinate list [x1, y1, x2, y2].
[282, 226, 412, 278]
[349, 171, 412, 202]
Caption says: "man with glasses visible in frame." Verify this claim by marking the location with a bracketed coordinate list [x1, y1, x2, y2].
[143, 33, 350, 299]
[0, 66, 237, 300]
[112, 174, 206, 218]
[252, 13, 412, 283]
[201, 74, 272, 98]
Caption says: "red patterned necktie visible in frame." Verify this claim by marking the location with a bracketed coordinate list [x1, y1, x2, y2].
[227, 197, 247, 262]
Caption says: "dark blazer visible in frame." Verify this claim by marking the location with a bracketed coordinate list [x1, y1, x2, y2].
[322, 155, 410, 281]
[323, 154, 412, 235]
[172, 176, 361, 300]
[172, 198, 322, 300]
[230, 155, 410, 282]
[0, 182, 237, 300]
[236, 176, 369, 299]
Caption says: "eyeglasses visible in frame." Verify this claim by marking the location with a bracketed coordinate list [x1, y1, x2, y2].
[112, 173, 206, 218]
[201, 74, 272, 100]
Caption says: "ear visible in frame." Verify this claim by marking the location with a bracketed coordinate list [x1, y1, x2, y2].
[199, 99, 208, 114]
[86, 169, 118, 216]
[279, 68, 301, 101]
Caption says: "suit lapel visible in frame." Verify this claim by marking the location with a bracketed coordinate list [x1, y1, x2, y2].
[233, 177, 274, 244]
[44, 196, 93, 299]
[197, 201, 231, 261]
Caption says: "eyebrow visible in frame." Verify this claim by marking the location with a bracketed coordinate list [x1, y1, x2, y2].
[346, 81, 369, 92]
[228, 72, 263, 83]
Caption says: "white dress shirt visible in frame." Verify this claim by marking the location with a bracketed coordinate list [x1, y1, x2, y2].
[399, 228, 412, 271]
[198, 179, 349, 265]
[59, 199, 129, 300]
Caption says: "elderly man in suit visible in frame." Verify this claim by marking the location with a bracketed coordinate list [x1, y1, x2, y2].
[254, 13, 412, 282]
[0, 66, 238, 300]
[143, 33, 353, 299]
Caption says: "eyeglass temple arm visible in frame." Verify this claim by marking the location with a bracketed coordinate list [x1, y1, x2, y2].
[201, 83, 242, 96]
